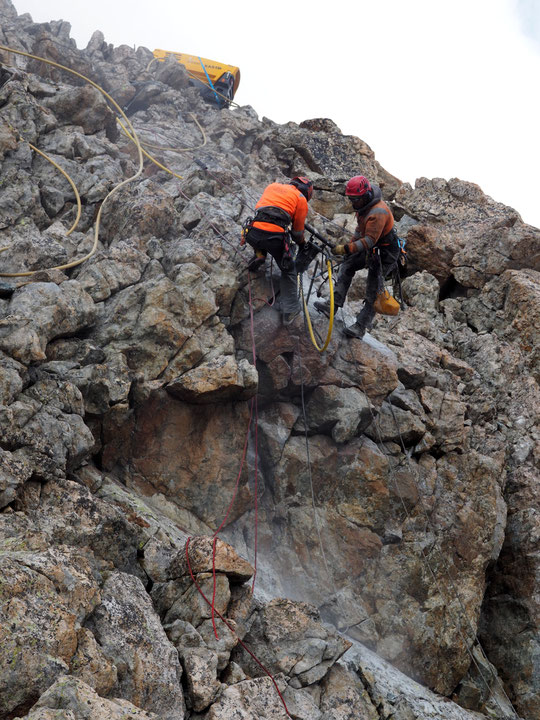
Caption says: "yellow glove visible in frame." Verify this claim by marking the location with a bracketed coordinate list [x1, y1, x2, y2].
[331, 244, 347, 256]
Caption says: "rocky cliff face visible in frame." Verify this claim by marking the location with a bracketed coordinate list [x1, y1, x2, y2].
[1, 1, 539, 718]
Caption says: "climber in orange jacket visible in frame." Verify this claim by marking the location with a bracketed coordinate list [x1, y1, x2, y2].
[243, 176, 313, 325]
[314, 175, 400, 338]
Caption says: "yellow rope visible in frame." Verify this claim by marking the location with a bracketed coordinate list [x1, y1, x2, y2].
[301, 259, 335, 352]
[0, 120, 83, 258]
[0, 43, 144, 278]
[28, 141, 82, 236]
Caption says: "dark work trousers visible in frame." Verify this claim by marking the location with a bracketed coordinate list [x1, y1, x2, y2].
[245, 227, 299, 314]
[334, 235, 401, 307]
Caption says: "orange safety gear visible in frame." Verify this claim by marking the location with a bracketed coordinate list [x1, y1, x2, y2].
[253, 183, 309, 241]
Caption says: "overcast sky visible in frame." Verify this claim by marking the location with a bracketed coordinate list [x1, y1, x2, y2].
[11, 0, 540, 228]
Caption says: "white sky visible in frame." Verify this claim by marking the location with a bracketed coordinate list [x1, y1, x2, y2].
[11, 0, 540, 228]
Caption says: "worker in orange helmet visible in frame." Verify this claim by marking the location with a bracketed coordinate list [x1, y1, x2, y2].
[243, 176, 313, 325]
[314, 175, 400, 338]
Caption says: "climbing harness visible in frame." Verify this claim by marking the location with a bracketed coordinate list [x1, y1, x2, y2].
[241, 206, 296, 273]
[252, 206, 292, 230]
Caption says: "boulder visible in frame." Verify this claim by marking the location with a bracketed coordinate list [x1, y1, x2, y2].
[42, 84, 118, 137]
[20, 676, 159, 720]
[294, 384, 372, 443]
[86, 571, 185, 720]
[0, 547, 101, 718]
[166, 355, 258, 403]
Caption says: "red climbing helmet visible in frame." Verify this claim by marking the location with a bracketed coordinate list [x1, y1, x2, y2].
[345, 175, 372, 197]
[290, 176, 313, 201]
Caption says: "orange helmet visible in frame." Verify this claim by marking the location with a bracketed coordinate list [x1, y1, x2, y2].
[290, 176, 313, 201]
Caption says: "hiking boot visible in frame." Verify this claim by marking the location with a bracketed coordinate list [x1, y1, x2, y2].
[314, 299, 340, 318]
[282, 309, 301, 326]
[247, 255, 266, 273]
[343, 322, 366, 339]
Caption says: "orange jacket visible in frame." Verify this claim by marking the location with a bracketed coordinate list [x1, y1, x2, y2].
[253, 183, 308, 241]
[349, 197, 394, 254]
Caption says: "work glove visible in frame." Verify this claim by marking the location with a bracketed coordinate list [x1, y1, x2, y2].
[331, 244, 348, 256]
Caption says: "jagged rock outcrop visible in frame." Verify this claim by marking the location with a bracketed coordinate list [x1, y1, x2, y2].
[394, 177, 540, 289]
[0, 1, 538, 718]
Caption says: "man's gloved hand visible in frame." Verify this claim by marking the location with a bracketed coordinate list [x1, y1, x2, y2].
[331, 244, 348, 256]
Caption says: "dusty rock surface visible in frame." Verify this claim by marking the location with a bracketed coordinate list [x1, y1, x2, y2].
[0, 1, 538, 718]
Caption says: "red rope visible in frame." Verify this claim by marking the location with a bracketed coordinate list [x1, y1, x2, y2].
[207, 265, 261, 634]
[211, 536, 219, 640]
[175, 186, 263, 635]
[185, 537, 291, 718]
